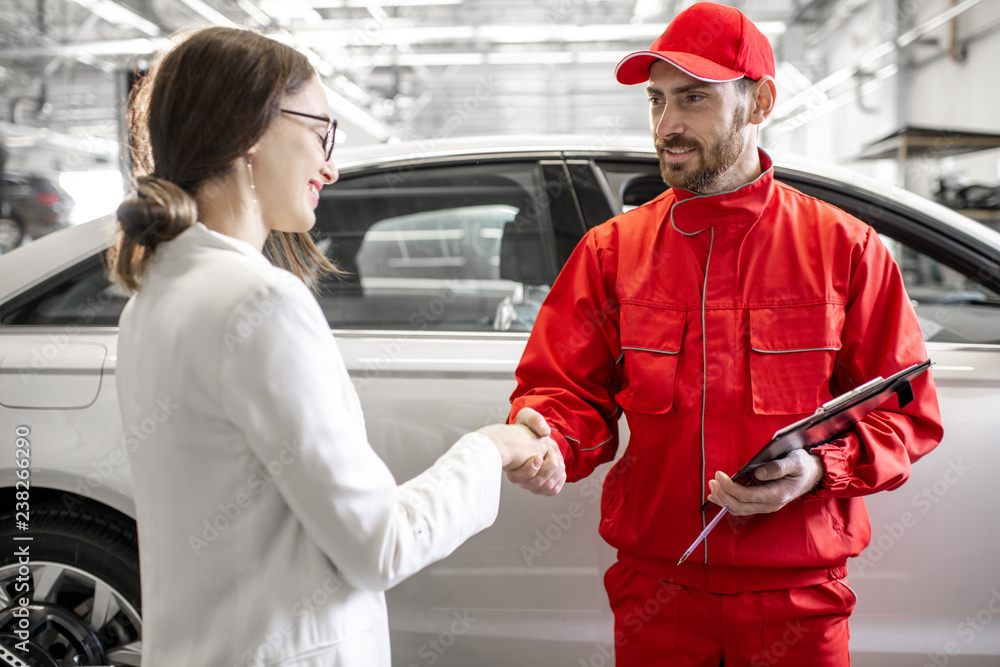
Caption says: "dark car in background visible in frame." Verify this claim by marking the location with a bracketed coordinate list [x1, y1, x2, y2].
[0, 172, 74, 253]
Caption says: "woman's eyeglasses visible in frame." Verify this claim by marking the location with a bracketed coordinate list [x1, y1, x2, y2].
[280, 109, 337, 161]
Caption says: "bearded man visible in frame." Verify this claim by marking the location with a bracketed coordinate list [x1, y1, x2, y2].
[505, 2, 942, 665]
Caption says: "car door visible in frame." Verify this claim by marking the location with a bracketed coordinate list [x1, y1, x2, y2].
[0, 251, 135, 513]
[312, 154, 620, 665]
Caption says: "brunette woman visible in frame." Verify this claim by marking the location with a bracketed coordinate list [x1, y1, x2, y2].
[111, 26, 553, 666]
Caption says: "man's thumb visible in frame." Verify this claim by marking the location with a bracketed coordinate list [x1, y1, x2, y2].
[517, 408, 551, 436]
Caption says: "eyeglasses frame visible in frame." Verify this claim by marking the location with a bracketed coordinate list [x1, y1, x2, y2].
[279, 108, 337, 161]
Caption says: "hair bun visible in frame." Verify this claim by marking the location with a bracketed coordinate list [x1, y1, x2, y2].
[116, 176, 197, 250]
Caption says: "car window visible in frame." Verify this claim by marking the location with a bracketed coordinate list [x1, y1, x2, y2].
[594, 160, 666, 213]
[313, 161, 560, 331]
[879, 234, 1000, 344]
[0, 254, 129, 327]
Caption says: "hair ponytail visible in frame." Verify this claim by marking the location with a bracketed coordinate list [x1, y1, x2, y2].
[110, 176, 197, 291]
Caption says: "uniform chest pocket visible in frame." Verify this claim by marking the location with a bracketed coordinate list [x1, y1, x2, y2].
[614, 305, 686, 415]
[748, 303, 844, 415]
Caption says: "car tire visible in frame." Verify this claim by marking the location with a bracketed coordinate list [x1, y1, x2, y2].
[0, 216, 24, 254]
[0, 498, 142, 666]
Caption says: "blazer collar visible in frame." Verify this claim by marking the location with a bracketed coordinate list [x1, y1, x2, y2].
[157, 222, 273, 269]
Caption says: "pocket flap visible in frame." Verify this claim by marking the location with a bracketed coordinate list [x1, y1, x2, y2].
[747, 303, 845, 415]
[615, 305, 685, 415]
[749, 303, 843, 353]
[620, 304, 685, 354]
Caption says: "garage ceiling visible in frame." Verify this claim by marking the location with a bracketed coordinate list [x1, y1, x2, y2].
[0, 0, 946, 171]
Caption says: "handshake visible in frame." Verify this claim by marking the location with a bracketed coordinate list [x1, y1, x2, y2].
[477, 408, 566, 496]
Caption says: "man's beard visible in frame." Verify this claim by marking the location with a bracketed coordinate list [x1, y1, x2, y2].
[656, 105, 746, 194]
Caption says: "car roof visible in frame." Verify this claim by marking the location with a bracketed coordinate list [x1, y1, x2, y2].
[332, 134, 658, 170]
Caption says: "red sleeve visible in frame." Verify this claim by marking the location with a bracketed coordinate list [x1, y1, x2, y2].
[811, 226, 943, 499]
[508, 229, 623, 482]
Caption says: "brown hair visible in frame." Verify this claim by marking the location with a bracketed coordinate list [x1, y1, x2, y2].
[110, 26, 339, 292]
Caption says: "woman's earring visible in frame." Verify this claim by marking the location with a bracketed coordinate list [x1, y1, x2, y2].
[247, 155, 258, 208]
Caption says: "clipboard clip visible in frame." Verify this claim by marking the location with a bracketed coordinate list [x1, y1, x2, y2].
[815, 375, 884, 413]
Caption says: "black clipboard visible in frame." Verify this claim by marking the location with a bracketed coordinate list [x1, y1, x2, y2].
[699, 359, 932, 511]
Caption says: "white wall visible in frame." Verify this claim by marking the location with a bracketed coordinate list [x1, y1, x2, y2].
[766, 0, 1000, 200]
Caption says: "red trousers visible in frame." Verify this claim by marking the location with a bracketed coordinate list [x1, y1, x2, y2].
[605, 561, 855, 666]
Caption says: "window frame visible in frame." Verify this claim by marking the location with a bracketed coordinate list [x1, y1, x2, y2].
[311, 155, 584, 332]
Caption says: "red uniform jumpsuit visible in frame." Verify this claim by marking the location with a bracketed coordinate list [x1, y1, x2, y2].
[509, 151, 943, 665]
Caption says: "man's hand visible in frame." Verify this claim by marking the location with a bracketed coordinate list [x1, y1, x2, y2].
[706, 449, 825, 516]
[502, 408, 566, 496]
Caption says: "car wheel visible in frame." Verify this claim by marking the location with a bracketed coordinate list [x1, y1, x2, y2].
[0, 216, 24, 254]
[0, 499, 141, 666]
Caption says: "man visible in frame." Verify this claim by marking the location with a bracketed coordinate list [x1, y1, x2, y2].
[505, 2, 943, 664]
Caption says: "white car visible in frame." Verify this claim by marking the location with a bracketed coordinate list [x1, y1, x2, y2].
[1, 137, 999, 666]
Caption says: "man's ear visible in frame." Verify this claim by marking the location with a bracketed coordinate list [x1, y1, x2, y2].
[748, 75, 776, 125]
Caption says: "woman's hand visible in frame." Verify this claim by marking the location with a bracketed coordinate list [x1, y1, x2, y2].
[477, 425, 546, 470]
[478, 408, 566, 496]
[476, 408, 550, 466]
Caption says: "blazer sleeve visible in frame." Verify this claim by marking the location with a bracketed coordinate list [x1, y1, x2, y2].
[811, 226, 944, 499]
[509, 230, 624, 482]
[217, 276, 502, 591]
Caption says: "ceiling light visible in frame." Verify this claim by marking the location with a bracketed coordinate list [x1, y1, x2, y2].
[259, 0, 323, 23]
[308, 0, 462, 6]
[65, 0, 160, 36]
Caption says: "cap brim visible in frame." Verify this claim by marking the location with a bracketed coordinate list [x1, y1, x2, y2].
[614, 51, 744, 85]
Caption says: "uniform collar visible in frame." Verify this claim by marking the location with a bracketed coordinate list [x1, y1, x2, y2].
[669, 149, 775, 236]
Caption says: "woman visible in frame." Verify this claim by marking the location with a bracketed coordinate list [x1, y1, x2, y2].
[111, 26, 554, 666]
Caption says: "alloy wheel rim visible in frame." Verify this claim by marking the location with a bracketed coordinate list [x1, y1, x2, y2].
[0, 561, 141, 666]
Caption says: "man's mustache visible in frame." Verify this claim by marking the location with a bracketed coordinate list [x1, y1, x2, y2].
[656, 138, 700, 151]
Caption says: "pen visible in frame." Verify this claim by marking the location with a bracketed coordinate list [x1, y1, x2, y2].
[677, 504, 729, 565]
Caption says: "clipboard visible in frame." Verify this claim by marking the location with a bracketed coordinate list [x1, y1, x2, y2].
[679, 359, 933, 564]
[723, 358, 932, 489]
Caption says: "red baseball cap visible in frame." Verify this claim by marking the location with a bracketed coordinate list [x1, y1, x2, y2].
[615, 2, 775, 85]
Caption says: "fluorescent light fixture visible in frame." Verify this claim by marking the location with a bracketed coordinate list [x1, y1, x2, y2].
[294, 22, 784, 48]
[774, 62, 816, 98]
[0, 38, 167, 58]
[309, 0, 462, 6]
[237, 0, 272, 26]
[172, 0, 238, 26]
[335, 49, 628, 68]
[65, 0, 161, 36]
[260, 0, 323, 23]
[295, 23, 657, 47]
[323, 84, 396, 142]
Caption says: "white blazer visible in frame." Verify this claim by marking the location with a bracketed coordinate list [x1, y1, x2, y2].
[116, 223, 502, 666]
